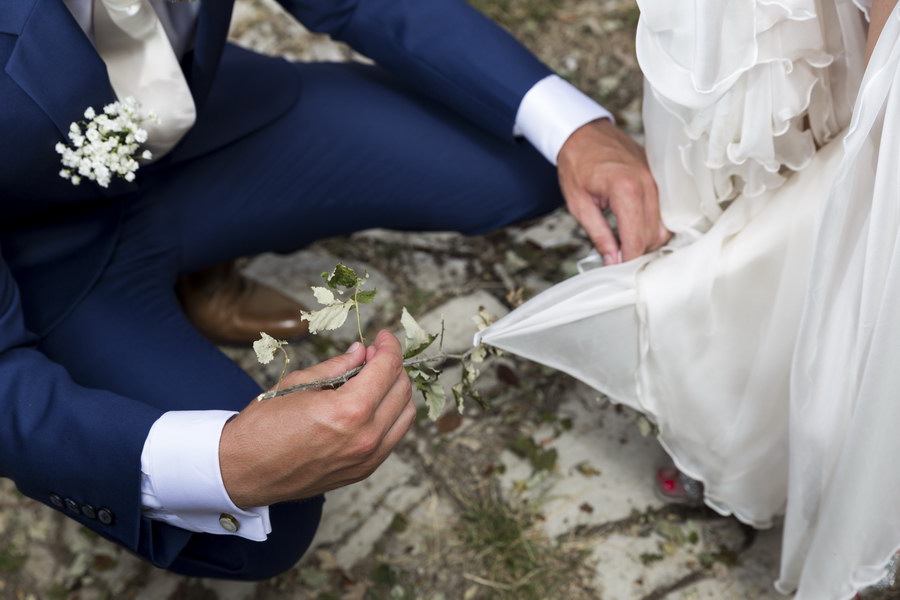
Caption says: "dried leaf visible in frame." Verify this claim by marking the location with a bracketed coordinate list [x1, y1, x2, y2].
[422, 380, 446, 420]
[312, 286, 338, 305]
[469, 345, 487, 363]
[401, 307, 437, 358]
[575, 461, 601, 477]
[253, 332, 287, 364]
[301, 302, 354, 334]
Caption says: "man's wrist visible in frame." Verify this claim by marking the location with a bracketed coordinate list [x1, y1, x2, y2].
[514, 74, 614, 165]
[141, 410, 271, 541]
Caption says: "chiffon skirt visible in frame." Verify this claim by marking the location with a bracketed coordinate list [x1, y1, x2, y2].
[479, 2, 900, 597]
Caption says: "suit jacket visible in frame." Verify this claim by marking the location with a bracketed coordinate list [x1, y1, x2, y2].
[0, 0, 550, 567]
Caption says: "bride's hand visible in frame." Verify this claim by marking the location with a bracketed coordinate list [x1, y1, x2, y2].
[557, 118, 670, 264]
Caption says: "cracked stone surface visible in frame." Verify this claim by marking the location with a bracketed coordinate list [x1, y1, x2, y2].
[0, 1, 856, 599]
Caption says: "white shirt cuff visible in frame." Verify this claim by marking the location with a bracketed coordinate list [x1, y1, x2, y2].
[514, 74, 614, 165]
[140, 410, 271, 542]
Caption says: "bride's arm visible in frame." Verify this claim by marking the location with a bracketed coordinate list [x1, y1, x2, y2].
[866, 0, 899, 63]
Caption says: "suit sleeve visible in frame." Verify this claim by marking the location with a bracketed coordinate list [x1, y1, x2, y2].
[0, 250, 190, 567]
[276, 0, 554, 139]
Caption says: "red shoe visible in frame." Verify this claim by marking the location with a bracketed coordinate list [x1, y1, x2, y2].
[655, 466, 704, 507]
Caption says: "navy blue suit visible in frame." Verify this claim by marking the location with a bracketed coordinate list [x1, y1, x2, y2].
[0, 0, 562, 578]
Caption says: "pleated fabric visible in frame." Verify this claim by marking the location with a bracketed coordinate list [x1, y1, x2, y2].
[478, 2, 900, 597]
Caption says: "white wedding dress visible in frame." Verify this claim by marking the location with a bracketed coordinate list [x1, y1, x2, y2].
[478, 1, 900, 597]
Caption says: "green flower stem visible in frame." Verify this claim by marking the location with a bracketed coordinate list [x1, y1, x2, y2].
[354, 284, 365, 345]
[272, 345, 291, 395]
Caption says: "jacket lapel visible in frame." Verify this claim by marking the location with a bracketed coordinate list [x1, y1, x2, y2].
[189, 0, 235, 111]
[5, 0, 116, 144]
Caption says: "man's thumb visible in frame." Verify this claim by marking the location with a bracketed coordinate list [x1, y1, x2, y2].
[279, 342, 366, 389]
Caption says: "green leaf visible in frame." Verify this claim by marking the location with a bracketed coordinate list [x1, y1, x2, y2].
[322, 263, 360, 289]
[354, 289, 377, 304]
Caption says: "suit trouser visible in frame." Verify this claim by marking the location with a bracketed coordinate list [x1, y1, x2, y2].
[36, 60, 562, 579]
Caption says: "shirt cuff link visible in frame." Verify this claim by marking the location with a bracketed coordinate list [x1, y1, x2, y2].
[218, 513, 240, 533]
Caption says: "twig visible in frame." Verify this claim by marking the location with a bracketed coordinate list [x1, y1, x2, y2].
[461, 573, 516, 591]
[256, 349, 474, 401]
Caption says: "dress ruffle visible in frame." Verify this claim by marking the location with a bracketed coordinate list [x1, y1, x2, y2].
[636, 0, 866, 225]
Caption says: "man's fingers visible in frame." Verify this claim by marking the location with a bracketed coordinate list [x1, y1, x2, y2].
[371, 366, 413, 435]
[569, 191, 621, 263]
[340, 330, 405, 408]
[277, 341, 367, 390]
[610, 178, 648, 262]
[377, 397, 417, 458]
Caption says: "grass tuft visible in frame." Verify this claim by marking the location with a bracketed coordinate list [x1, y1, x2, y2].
[457, 487, 590, 599]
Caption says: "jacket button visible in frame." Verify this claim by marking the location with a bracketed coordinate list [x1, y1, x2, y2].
[80, 504, 97, 520]
[64, 498, 80, 513]
[218, 513, 240, 533]
[97, 508, 114, 526]
[49, 494, 63, 508]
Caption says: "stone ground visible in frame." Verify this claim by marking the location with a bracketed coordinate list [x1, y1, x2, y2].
[3, 1, 890, 599]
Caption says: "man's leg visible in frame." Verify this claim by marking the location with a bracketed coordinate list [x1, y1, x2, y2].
[36, 200, 321, 580]
[39, 59, 561, 579]
[149, 61, 563, 272]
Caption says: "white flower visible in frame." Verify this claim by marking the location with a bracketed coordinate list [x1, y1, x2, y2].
[57, 99, 156, 188]
[253, 332, 287, 364]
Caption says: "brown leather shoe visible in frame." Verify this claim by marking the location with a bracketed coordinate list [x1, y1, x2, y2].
[176, 262, 309, 346]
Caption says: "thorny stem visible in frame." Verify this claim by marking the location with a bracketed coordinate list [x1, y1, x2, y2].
[255, 349, 476, 401]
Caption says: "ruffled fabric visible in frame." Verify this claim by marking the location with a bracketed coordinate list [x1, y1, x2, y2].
[636, 0, 866, 234]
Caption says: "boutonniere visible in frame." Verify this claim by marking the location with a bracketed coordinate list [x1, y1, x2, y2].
[56, 96, 157, 188]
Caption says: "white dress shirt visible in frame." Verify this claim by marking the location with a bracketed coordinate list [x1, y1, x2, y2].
[62, 0, 611, 541]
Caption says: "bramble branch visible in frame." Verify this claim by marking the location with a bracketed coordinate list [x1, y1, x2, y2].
[256, 349, 475, 401]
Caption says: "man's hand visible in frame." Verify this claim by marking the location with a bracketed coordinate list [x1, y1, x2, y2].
[557, 118, 670, 264]
[219, 330, 415, 509]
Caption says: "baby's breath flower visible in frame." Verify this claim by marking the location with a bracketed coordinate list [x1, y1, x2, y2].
[57, 99, 155, 188]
